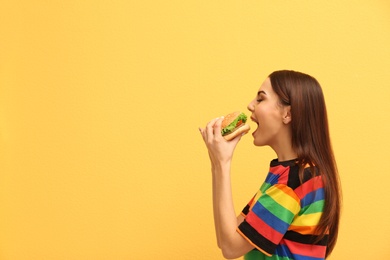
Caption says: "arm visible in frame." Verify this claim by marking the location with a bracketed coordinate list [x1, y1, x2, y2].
[212, 170, 245, 249]
[212, 167, 222, 248]
[200, 117, 254, 259]
[212, 161, 254, 259]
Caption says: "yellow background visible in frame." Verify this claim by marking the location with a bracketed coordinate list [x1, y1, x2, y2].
[1, 0, 389, 259]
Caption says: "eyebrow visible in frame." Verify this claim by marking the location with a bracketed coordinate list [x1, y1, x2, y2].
[257, 90, 266, 96]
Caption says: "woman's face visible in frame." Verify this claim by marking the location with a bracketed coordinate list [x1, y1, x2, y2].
[247, 77, 290, 147]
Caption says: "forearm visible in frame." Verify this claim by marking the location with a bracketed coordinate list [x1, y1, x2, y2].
[211, 161, 242, 248]
[212, 168, 222, 248]
[212, 163, 241, 254]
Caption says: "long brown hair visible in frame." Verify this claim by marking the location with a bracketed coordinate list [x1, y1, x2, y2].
[269, 70, 342, 257]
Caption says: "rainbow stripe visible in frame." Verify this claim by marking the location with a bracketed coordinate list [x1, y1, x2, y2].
[238, 159, 327, 259]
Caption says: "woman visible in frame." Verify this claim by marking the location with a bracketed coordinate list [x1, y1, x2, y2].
[199, 70, 341, 259]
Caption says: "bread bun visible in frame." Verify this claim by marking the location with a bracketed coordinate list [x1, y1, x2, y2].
[223, 124, 250, 141]
[221, 111, 241, 129]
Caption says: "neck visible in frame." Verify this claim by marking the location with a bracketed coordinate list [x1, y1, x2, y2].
[275, 149, 297, 162]
[270, 133, 297, 162]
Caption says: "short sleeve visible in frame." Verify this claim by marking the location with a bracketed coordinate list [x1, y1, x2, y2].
[237, 184, 301, 256]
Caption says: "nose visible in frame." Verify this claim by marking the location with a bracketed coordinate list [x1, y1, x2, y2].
[247, 99, 255, 112]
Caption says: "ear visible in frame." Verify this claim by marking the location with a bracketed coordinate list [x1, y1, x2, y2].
[282, 106, 292, 124]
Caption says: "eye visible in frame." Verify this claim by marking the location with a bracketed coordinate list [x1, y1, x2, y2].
[256, 91, 265, 103]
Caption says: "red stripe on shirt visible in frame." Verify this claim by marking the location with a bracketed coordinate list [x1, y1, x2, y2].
[294, 176, 324, 199]
[270, 165, 290, 176]
[246, 211, 284, 245]
[283, 239, 327, 258]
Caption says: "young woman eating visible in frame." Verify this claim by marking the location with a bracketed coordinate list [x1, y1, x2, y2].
[199, 70, 342, 259]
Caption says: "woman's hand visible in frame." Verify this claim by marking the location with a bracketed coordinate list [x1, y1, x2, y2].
[199, 116, 242, 168]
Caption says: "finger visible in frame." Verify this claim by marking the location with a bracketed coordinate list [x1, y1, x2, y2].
[206, 117, 220, 129]
[198, 127, 205, 141]
[205, 117, 220, 141]
[200, 127, 209, 143]
[213, 116, 225, 138]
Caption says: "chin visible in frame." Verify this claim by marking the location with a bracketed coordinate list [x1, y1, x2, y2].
[253, 139, 264, 147]
[253, 136, 268, 147]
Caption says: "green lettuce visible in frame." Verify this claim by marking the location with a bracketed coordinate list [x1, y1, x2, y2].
[221, 113, 247, 136]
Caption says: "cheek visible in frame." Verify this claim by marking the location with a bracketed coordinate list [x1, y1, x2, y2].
[255, 106, 272, 124]
[254, 105, 266, 118]
[256, 108, 283, 134]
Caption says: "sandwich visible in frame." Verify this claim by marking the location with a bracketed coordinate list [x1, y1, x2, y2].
[221, 111, 250, 141]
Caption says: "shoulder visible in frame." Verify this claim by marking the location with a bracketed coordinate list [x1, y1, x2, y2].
[267, 159, 321, 190]
[286, 164, 320, 190]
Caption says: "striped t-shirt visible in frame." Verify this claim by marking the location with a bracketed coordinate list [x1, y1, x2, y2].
[237, 159, 328, 260]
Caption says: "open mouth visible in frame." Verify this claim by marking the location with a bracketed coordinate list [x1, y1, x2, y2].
[250, 116, 259, 135]
[250, 116, 259, 125]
